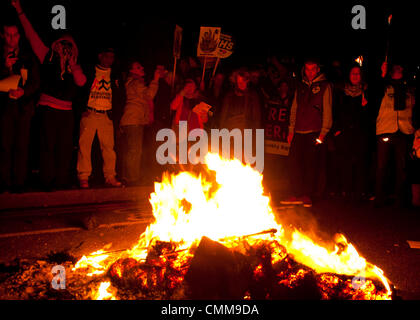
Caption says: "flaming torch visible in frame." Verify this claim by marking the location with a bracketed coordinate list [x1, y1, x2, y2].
[355, 56, 364, 67]
[385, 14, 393, 63]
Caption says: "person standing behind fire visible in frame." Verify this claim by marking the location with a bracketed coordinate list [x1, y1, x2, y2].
[282, 58, 333, 208]
[119, 61, 162, 186]
[77, 47, 123, 189]
[170, 78, 209, 170]
[374, 61, 416, 208]
[11, 0, 87, 191]
[205, 72, 227, 130]
[332, 64, 370, 201]
[171, 78, 209, 133]
[218, 68, 262, 160]
[141, 66, 172, 185]
[0, 19, 40, 193]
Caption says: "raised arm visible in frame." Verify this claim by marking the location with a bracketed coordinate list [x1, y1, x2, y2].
[12, 0, 49, 63]
[145, 76, 159, 101]
[145, 68, 163, 100]
[69, 64, 87, 87]
[170, 92, 184, 111]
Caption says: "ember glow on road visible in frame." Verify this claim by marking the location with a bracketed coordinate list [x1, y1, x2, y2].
[0, 0, 419, 304]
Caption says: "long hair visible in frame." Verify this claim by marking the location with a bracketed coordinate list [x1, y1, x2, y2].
[347, 63, 367, 89]
[50, 35, 79, 80]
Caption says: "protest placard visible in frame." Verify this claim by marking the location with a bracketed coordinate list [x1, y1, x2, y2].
[197, 27, 221, 58]
[0, 75, 20, 93]
[212, 34, 234, 79]
[263, 100, 291, 156]
[216, 33, 234, 59]
[173, 25, 182, 59]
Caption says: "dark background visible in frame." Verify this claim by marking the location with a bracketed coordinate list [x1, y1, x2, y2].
[1, 0, 419, 76]
[1, 0, 419, 185]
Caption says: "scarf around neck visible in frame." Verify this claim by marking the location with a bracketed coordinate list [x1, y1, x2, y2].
[344, 83, 364, 98]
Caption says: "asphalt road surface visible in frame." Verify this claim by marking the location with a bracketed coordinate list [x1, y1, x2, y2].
[0, 195, 419, 300]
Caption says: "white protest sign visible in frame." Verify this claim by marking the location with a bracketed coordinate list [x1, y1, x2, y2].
[197, 27, 221, 58]
[217, 34, 234, 59]
[0, 75, 21, 92]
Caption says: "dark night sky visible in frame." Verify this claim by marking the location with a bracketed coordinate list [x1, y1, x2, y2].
[1, 1, 419, 75]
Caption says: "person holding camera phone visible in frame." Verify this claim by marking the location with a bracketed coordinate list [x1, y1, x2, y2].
[119, 61, 163, 186]
[11, 0, 87, 191]
[141, 64, 172, 184]
[0, 18, 40, 193]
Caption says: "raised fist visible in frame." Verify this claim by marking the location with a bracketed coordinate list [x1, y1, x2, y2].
[154, 69, 162, 81]
[11, 0, 23, 13]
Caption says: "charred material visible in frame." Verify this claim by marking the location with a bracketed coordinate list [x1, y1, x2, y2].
[108, 240, 192, 298]
[0, 233, 397, 300]
[184, 236, 253, 299]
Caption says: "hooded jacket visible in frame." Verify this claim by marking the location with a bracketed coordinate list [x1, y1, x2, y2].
[288, 71, 332, 137]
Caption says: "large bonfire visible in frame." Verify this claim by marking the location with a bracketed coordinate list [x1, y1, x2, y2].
[70, 153, 393, 300]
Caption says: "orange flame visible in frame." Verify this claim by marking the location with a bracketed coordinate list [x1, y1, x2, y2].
[74, 153, 392, 300]
[355, 56, 363, 67]
[95, 282, 116, 300]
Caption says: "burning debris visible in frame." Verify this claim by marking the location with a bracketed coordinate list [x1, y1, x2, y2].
[0, 153, 396, 300]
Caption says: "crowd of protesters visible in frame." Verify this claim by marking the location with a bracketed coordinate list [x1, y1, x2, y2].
[1, 0, 419, 209]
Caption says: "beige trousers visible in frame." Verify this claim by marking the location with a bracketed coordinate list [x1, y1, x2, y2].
[77, 110, 116, 181]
